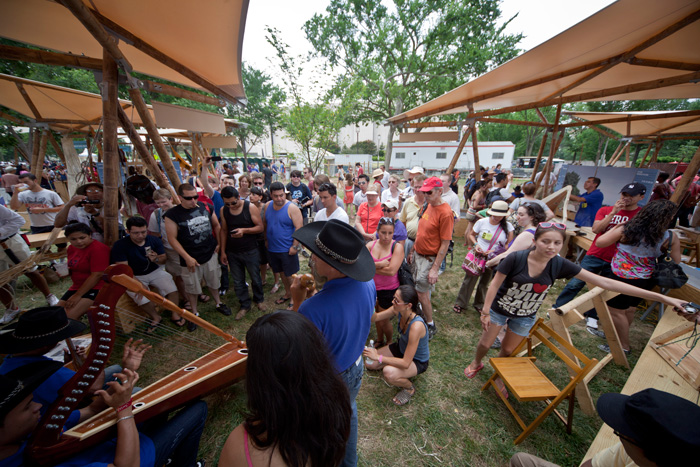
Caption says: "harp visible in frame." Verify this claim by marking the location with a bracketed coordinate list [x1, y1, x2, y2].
[26, 264, 247, 466]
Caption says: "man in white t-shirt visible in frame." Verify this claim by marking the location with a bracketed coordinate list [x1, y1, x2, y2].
[353, 174, 370, 207]
[380, 165, 390, 190]
[487, 173, 514, 205]
[314, 182, 349, 224]
[440, 173, 460, 217]
[10, 173, 64, 234]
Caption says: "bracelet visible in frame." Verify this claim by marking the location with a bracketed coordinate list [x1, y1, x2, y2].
[116, 398, 133, 413]
[378, 355, 383, 364]
[117, 415, 134, 423]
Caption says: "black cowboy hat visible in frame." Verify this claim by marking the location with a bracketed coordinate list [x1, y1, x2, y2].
[293, 219, 376, 282]
[0, 360, 64, 421]
[0, 307, 87, 354]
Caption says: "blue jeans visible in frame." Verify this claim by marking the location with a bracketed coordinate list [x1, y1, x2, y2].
[554, 255, 611, 317]
[339, 356, 363, 467]
[227, 249, 264, 309]
[146, 400, 208, 467]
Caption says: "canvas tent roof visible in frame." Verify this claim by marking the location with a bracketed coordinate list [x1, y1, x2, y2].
[389, 0, 700, 125]
[565, 110, 700, 139]
[0, 0, 248, 104]
[0, 73, 236, 135]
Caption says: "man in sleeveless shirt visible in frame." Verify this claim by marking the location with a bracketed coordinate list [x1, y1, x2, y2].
[219, 186, 265, 320]
[264, 181, 303, 306]
[164, 183, 232, 318]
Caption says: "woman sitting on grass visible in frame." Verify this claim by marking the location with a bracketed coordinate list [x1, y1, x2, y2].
[363, 285, 429, 406]
[219, 311, 351, 467]
[464, 222, 686, 399]
[58, 221, 111, 319]
[368, 217, 405, 348]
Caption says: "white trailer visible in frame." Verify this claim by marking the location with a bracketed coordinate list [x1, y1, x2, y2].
[390, 141, 515, 173]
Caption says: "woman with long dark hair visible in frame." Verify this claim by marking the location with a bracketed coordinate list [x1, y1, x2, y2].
[486, 203, 546, 268]
[363, 285, 429, 406]
[594, 200, 681, 354]
[454, 200, 514, 314]
[219, 311, 351, 467]
[463, 179, 492, 245]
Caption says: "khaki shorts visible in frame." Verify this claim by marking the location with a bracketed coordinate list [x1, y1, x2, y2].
[181, 254, 221, 295]
[413, 252, 436, 293]
[164, 247, 183, 277]
[0, 234, 37, 272]
[127, 268, 178, 306]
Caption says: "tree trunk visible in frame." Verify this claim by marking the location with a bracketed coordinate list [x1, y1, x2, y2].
[385, 124, 395, 168]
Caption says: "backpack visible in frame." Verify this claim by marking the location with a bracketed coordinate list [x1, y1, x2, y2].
[485, 188, 505, 207]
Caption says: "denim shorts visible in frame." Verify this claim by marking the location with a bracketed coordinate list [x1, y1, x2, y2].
[489, 309, 537, 337]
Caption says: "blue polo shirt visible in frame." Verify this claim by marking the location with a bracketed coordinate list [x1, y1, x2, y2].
[574, 189, 604, 227]
[299, 276, 376, 372]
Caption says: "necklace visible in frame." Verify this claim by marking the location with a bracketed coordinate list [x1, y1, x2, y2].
[400, 311, 415, 333]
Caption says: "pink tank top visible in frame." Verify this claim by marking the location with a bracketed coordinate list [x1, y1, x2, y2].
[371, 240, 400, 290]
[244, 429, 253, 467]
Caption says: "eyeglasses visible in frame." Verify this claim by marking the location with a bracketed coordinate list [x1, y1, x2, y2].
[424, 190, 434, 196]
[613, 430, 640, 447]
[378, 217, 395, 226]
[224, 200, 239, 206]
[253, 181, 264, 185]
[358, 181, 367, 185]
[319, 183, 332, 191]
[392, 296, 406, 305]
[389, 180, 397, 184]
[382, 207, 396, 212]
[291, 175, 300, 178]
[182, 195, 198, 200]
[538, 222, 566, 230]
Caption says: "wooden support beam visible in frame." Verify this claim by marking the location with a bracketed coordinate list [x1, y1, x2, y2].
[535, 103, 562, 195]
[33, 130, 49, 178]
[671, 144, 700, 206]
[446, 126, 471, 175]
[102, 49, 120, 247]
[0, 110, 28, 126]
[61, 136, 82, 196]
[608, 141, 630, 166]
[29, 129, 40, 173]
[650, 115, 700, 136]
[592, 292, 629, 368]
[15, 83, 42, 119]
[535, 108, 548, 124]
[649, 141, 663, 164]
[479, 117, 549, 127]
[0, 44, 102, 70]
[5, 125, 31, 161]
[529, 131, 549, 182]
[626, 57, 700, 71]
[140, 80, 223, 107]
[116, 106, 170, 190]
[404, 120, 458, 129]
[606, 140, 625, 166]
[638, 143, 653, 167]
[471, 124, 482, 181]
[561, 109, 700, 128]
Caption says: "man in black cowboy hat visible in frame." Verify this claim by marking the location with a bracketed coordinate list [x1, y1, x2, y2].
[510, 388, 700, 467]
[290, 219, 376, 467]
[54, 182, 124, 243]
[0, 306, 150, 429]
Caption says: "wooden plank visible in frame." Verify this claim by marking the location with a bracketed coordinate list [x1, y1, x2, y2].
[592, 293, 629, 368]
[446, 126, 471, 176]
[581, 309, 699, 464]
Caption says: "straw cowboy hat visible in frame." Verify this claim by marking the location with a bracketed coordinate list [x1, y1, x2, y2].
[371, 168, 384, 179]
[293, 219, 376, 282]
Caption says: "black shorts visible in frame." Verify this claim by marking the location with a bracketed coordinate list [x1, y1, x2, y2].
[376, 288, 397, 310]
[268, 251, 300, 276]
[61, 289, 99, 301]
[388, 342, 429, 375]
[605, 273, 655, 309]
[257, 239, 269, 265]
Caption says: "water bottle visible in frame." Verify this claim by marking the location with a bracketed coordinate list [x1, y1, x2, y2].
[365, 339, 375, 365]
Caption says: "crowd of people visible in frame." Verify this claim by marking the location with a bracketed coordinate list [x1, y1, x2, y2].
[1, 157, 699, 466]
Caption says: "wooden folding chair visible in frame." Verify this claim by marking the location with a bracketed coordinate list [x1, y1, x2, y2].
[481, 318, 598, 445]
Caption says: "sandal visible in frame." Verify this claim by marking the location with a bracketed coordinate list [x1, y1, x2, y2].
[171, 317, 186, 327]
[464, 362, 484, 379]
[453, 305, 463, 314]
[393, 386, 415, 406]
[286, 302, 294, 311]
[183, 302, 193, 312]
[275, 296, 290, 305]
[146, 319, 162, 334]
[198, 294, 210, 303]
[270, 283, 280, 294]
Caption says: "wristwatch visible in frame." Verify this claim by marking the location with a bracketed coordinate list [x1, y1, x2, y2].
[293, 244, 302, 251]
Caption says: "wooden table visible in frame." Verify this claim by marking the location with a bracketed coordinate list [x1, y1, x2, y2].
[581, 301, 700, 463]
[569, 227, 595, 263]
[25, 231, 66, 248]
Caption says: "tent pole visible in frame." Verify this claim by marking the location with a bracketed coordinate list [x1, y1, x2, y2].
[671, 145, 700, 206]
[530, 130, 549, 182]
[47, 131, 66, 164]
[535, 103, 562, 194]
[638, 143, 653, 167]
[117, 105, 170, 190]
[102, 49, 120, 247]
[33, 130, 48, 179]
[606, 141, 625, 166]
[470, 124, 482, 181]
[61, 136, 82, 196]
[649, 140, 663, 165]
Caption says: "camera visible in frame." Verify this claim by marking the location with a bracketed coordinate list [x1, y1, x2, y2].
[210, 156, 222, 162]
[683, 303, 700, 314]
[77, 199, 101, 206]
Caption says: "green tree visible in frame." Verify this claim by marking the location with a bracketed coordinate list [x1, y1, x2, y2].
[342, 140, 377, 155]
[304, 0, 522, 166]
[266, 28, 348, 174]
[228, 64, 285, 160]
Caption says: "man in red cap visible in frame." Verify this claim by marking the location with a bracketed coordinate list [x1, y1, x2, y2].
[409, 176, 454, 339]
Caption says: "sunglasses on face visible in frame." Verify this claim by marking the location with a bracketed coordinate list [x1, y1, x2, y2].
[253, 182, 264, 185]
[378, 217, 395, 226]
[382, 207, 396, 212]
[424, 190, 434, 196]
[358, 181, 367, 185]
[224, 200, 239, 206]
[291, 175, 300, 178]
[182, 195, 198, 200]
[539, 222, 566, 230]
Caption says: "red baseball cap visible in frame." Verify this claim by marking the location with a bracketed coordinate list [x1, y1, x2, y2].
[418, 176, 443, 192]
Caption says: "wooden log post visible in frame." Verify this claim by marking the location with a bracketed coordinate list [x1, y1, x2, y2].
[127, 88, 181, 190]
[637, 143, 653, 168]
[446, 125, 471, 175]
[116, 105, 170, 190]
[29, 129, 40, 174]
[649, 140, 663, 165]
[530, 130, 549, 182]
[33, 129, 49, 179]
[47, 131, 66, 164]
[671, 144, 700, 206]
[471, 124, 482, 181]
[102, 50, 120, 247]
[61, 136, 82, 197]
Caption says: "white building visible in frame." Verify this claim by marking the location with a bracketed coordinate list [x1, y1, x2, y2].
[390, 141, 515, 173]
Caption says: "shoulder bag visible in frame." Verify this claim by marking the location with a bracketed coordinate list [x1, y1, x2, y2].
[462, 224, 503, 276]
[652, 231, 688, 289]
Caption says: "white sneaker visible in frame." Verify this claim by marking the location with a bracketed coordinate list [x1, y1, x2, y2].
[46, 294, 59, 307]
[586, 317, 598, 329]
[0, 308, 20, 324]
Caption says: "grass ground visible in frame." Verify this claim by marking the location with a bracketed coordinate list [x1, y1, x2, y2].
[5, 180, 656, 466]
